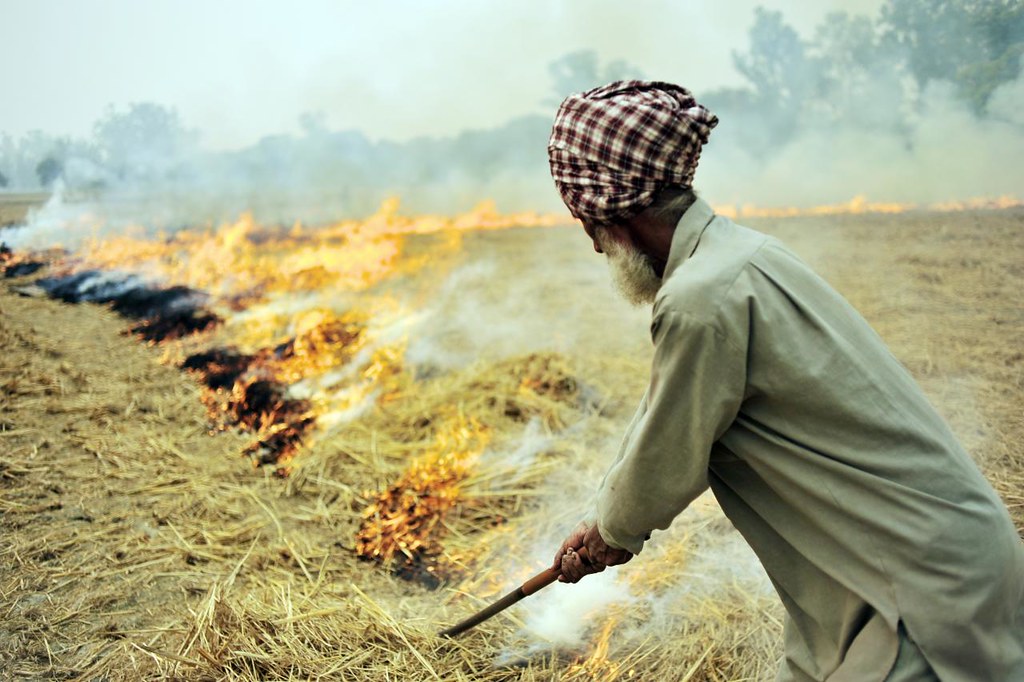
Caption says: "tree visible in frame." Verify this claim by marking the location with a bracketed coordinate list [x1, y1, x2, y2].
[880, 0, 1024, 113]
[93, 102, 198, 181]
[815, 13, 884, 81]
[811, 12, 908, 131]
[545, 50, 644, 105]
[0, 170, 8, 189]
[299, 111, 328, 137]
[729, 8, 824, 148]
[733, 9, 822, 103]
[35, 156, 63, 188]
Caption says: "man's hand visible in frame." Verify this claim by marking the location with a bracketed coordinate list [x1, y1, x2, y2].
[551, 521, 633, 583]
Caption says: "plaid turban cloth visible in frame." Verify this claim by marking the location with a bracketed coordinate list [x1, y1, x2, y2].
[548, 80, 718, 223]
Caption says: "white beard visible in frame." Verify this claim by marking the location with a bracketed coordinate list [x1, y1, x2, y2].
[595, 230, 662, 307]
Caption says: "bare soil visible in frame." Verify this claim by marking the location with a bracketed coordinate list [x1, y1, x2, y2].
[0, 193, 47, 228]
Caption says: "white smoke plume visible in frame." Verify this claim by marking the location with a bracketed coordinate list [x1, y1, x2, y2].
[700, 76, 1024, 208]
[521, 571, 632, 646]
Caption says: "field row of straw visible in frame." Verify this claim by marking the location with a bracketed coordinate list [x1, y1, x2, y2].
[2, 206, 1022, 680]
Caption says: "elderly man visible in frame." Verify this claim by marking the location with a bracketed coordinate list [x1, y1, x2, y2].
[548, 80, 1024, 681]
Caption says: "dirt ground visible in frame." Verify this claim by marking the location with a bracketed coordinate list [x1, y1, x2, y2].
[1, 207, 1022, 680]
[0, 193, 47, 228]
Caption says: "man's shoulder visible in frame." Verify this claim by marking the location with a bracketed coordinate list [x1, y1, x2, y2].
[655, 214, 768, 325]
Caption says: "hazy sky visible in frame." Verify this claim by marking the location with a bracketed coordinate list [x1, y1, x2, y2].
[2, 0, 886, 149]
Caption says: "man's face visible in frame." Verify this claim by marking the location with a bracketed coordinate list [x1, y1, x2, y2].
[593, 227, 662, 307]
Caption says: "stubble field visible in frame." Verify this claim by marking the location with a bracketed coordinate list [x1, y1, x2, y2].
[1, 197, 1021, 681]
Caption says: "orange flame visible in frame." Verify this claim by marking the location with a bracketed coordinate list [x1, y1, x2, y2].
[47, 198, 569, 470]
[714, 194, 1023, 219]
[35, 192, 1021, 475]
[564, 609, 630, 681]
[355, 415, 491, 581]
[75, 198, 571, 305]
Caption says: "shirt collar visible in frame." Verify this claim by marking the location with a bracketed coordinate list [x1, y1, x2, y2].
[662, 197, 716, 281]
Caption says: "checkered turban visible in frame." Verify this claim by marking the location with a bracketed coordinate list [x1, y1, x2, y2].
[548, 80, 718, 223]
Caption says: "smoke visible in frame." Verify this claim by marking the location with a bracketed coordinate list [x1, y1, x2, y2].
[2, 2, 1022, 252]
[480, 418, 554, 471]
[521, 571, 632, 646]
[496, 495, 772, 653]
[5, 66, 1023, 249]
[8, 67, 1022, 252]
[2, 181, 87, 249]
[700, 75, 1024, 207]
[404, 241, 650, 372]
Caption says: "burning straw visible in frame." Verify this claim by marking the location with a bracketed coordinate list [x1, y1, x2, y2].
[348, 353, 587, 584]
[3, 195, 1020, 681]
[356, 415, 491, 585]
[181, 309, 369, 470]
[1, 199, 571, 475]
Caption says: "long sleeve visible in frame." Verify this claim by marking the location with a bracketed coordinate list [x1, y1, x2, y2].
[596, 308, 746, 554]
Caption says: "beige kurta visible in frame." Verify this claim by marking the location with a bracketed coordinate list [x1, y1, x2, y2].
[596, 198, 1024, 681]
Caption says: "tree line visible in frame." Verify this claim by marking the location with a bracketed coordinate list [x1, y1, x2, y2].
[1, 0, 1020, 215]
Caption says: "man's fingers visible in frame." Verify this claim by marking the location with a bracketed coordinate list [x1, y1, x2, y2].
[552, 542, 569, 570]
[554, 521, 624, 580]
[553, 523, 592, 571]
[559, 549, 585, 582]
[558, 547, 605, 583]
[552, 538, 581, 570]
[557, 554, 572, 582]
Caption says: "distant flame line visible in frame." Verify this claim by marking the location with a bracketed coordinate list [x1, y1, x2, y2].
[712, 194, 1023, 219]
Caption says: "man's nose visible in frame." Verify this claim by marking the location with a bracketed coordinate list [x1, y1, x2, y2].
[593, 239, 603, 254]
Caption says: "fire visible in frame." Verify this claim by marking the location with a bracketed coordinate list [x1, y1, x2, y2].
[313, 342, 407, 427]
[15, 195, 586, 580]
[186, 344, 316, 469]
[564, 609, 630, 681]
[714, 194, 1023, 219]
[355, 415, 491, 584]
[17, 197, 567, 472]
[260, 308, 367, 384]
[0, 243, 56, 278]
[927, 195, 1023, 212]
[75, 198, 570, 305]
[180, 308, 410, 471]
[76, 210, 404, 303]
[11, 191, 1020, 477]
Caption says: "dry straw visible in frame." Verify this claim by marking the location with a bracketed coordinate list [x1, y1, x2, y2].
[2, 208, 1022, 680]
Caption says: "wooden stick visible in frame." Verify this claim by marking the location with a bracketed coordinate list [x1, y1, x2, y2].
[439, 547, 590, 638]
